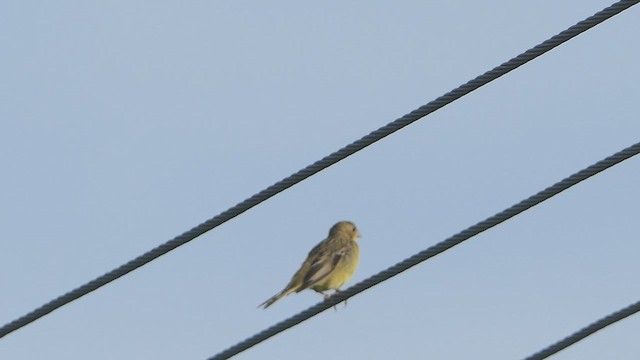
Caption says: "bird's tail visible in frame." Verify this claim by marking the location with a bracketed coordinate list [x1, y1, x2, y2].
[259, 288, 294, 309]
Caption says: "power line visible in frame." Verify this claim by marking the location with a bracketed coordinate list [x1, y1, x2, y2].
[523, 299, 640, 360]
[1, 0, 637, 341]
[208, 141, 640, 360]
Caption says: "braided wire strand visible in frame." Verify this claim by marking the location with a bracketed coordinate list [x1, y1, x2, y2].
[523, 300, 640, 360]
[209, 142, 640, 359]
[1, 0, 637, 340]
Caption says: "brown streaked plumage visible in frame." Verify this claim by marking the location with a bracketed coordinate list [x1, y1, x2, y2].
[259, 221, 361, 309]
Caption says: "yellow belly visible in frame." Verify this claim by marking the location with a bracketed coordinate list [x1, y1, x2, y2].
[311, 242, 359, 291]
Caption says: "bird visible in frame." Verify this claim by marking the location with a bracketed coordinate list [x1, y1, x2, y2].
[259, 221, 361, 309]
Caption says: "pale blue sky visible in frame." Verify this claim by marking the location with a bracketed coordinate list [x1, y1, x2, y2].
[1, 1, 639, 359]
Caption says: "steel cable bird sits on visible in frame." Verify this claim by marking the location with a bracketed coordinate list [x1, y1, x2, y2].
[260, 221, 361, 309]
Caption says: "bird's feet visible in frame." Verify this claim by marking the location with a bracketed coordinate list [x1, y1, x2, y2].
[322, 290, 347, 311]
[321, 293, 338, 311]
[332, 290, 348, 307]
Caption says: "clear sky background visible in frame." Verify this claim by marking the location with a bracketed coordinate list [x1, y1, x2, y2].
[1, 1, 639, 359]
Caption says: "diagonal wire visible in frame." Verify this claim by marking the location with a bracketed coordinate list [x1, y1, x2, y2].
[209, 142, 640, 360]
[1, 0, 638, 340]
[523, 300, 640, 360]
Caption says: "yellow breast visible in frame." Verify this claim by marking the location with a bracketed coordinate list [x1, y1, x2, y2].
[312, 241, 359, 291]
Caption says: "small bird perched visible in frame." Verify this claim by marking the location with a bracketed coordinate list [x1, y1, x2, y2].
[259, 221, 361, 309]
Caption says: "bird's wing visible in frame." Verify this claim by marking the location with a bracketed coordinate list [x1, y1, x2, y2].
[299, 248, 345, 290]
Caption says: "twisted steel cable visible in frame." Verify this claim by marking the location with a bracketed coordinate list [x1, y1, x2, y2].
[1, 0, 637, 341]
[209, 142, 640, 359]
[523, 300, 640, 360]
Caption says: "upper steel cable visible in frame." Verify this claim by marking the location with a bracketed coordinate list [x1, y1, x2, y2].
[208, 142, 640, 360]
[1, 0, 637, 340]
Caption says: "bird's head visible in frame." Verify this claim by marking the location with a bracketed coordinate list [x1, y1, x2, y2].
[329, 221, 361, 241]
